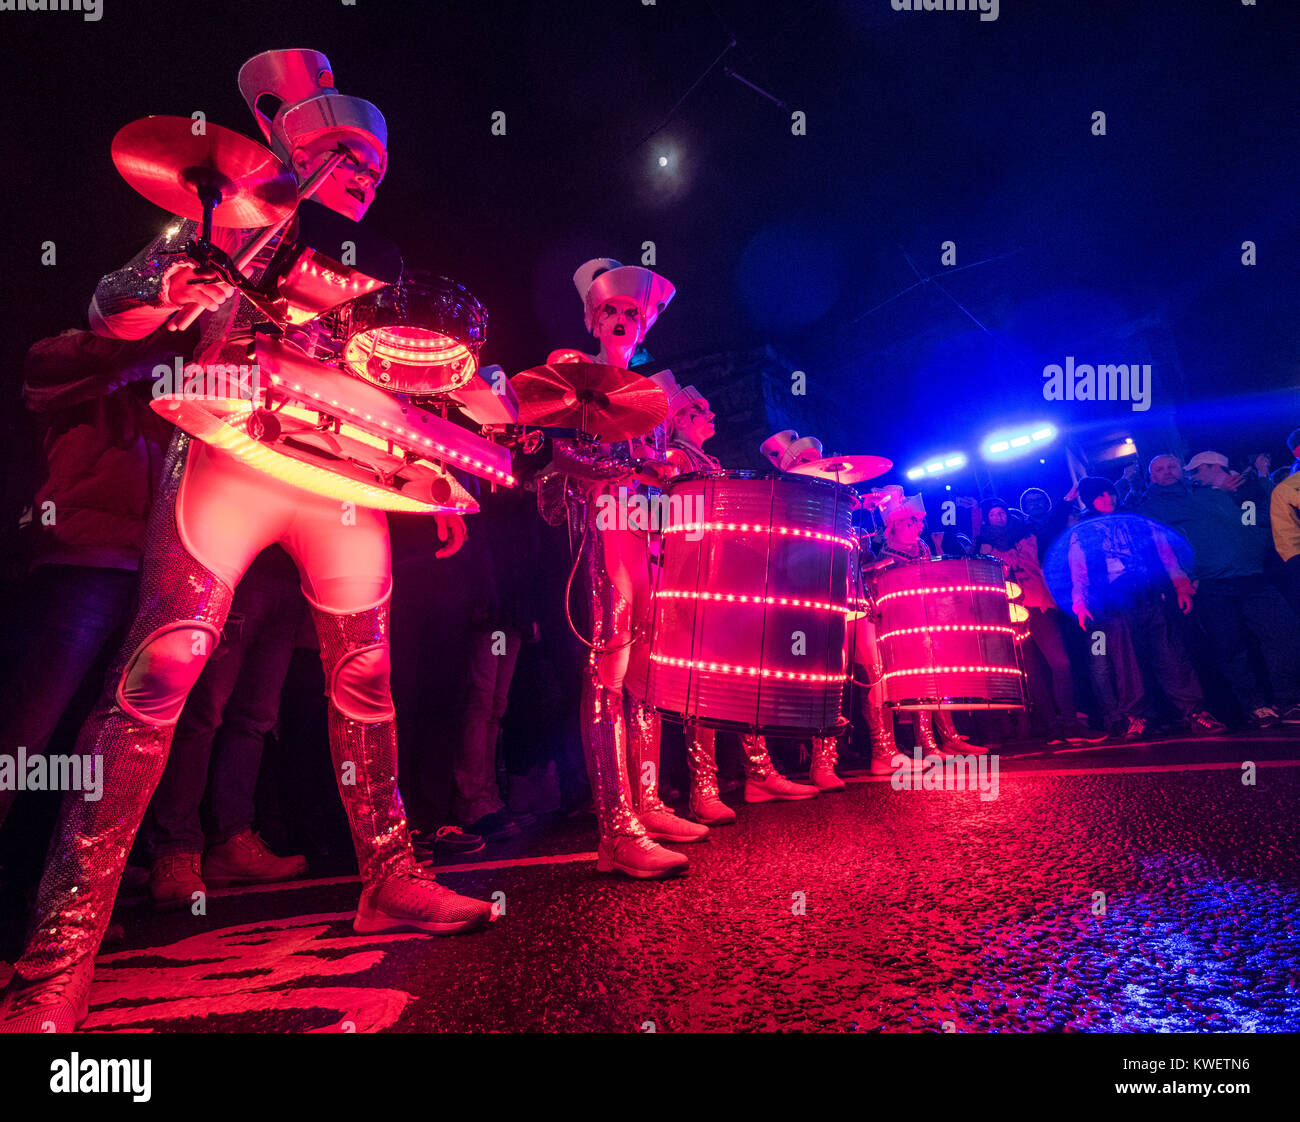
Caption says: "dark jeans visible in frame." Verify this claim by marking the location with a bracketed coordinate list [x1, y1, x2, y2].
[1090, 586, 1203, 723]
[1025, 606, 1078, 732]
[1194, 575, 1300, 710]
[1281, 555, 1300, 622]
[144, 563, 305, 856]
[0, 564, 138, 828]
[452, 628, 521, 824]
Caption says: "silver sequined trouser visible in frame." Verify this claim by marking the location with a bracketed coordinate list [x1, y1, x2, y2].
[739, 733, 776, 781]
[16, 435, 233, 980]
[685, 723, 720, 801]
[311, 599, 417, 887]
[811, 736, 839, 771]
[626, 696, 668, 814]
[578, 521, 647, 842]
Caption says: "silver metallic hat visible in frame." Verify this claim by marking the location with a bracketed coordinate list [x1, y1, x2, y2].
[573, 257, 676, 336]
[760, 429, 823, 472]
[238, 49, 387, 178]
[647, 369, 705, 415]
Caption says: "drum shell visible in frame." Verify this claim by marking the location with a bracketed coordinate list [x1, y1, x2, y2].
[336, 278, 487, 396]
[649, 470, 854, 736]
[872, 555, 1025, 709]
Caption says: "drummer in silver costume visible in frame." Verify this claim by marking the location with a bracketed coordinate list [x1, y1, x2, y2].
[0, 49, 493, 1035]
[646, 403, 823, 826]
[549, 258, 706, 880]
[861, 489, 985, 761]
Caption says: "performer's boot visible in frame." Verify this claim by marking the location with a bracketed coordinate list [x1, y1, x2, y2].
[810, 735, 847, 791]
[582, 671, 688, 878]
[867, 701, 929, 777]
[685, 723, 736, 825]
[914, 710, 948, 758]
[935, 709, 987, 755]
[312, 603, 494, 934]
[627, 698, 709, 843]
[741, 734, 819, 802]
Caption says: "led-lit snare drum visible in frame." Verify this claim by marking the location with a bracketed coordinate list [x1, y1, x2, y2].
[335, 275, 487, 397]
[152, 275, 514, 514]
[872, 555, 1026, 709]
[649, 470, 855, 736]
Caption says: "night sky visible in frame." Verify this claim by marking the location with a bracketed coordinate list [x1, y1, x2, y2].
[2, 0, 1296, 500]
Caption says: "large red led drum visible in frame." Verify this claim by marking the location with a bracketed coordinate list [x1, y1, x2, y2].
[871, 555, 1026, 710]
[649, 470, 855, 736]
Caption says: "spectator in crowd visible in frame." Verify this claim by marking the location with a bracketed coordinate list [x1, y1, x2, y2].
[1019, 485, 1077, 559]
[1268, 468, 1300, 617]
[1185, 450, 1270, 512]
[1141, 455, 1300, 727]
[0, 327, 187, 830]
[976, 498, 1103, 744]
[1064, 477, 1225, 740]
[1287, 429, 1300, 475]
[1115, 462, 1144, 507]
[449, 475, 545, 843]
[1249, 452, 1272, 481]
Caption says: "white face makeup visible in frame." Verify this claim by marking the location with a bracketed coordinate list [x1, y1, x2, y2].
[888, 513, 924, 547]
[677, 400, 715, 446]
[293, 132, 385, 220]
[594, 297, 642, 344]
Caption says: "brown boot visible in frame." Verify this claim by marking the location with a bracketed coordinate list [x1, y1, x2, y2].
[148, 852, 205, 911]
[203, 830, 308, 888]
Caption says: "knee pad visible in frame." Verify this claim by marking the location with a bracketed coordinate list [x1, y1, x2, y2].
[117, 621, 220, 727]
[329, 643, 396, 723]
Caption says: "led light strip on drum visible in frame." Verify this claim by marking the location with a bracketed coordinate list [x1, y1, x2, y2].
[874, 584, 1007, 605]
[651, 654, 846, 683]
[878, 624, 1017, 640]
[662, 522, 855, 548]
[655, 589, 852, 614]
[265, 374, 516, 486]
[882, 665, 1024, 679]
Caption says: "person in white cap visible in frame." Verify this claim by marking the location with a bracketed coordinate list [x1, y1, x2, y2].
[760, 429, 827, 474]
[861, 490, 984, 763]
[751, 430, 852, 794]
[0, 50, 494, 1035]
[549, 259, 707, 879]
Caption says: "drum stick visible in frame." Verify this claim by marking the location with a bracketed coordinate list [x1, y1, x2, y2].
[168, 148, 350, 332]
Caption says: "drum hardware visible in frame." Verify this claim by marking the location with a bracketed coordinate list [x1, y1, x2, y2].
[788, 453, 893, 485]
[110, 116, 313, 333]
[111, 116, 298, 233]
[510, 361, 669, 443]
[169, 145, 353, 333]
